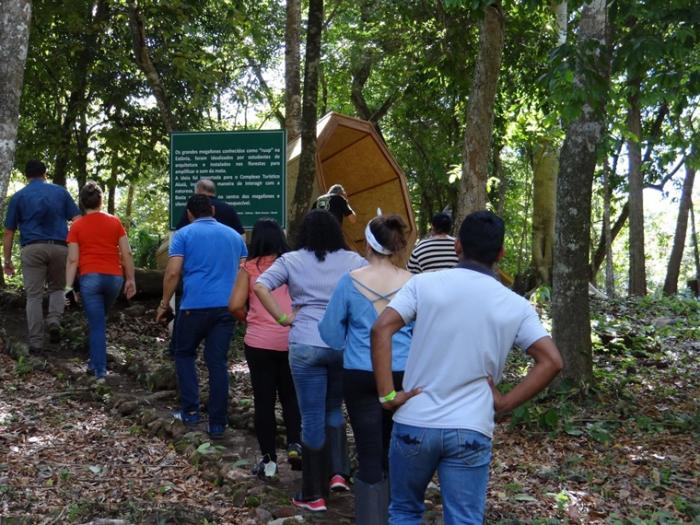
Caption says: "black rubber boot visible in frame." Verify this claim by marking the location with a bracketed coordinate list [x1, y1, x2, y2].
[354, 477, 389, 525]
[326, 424, 350, 481]
[292, 443, 328, 511]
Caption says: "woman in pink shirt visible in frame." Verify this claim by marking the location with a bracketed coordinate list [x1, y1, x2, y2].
[229, 219, 301, 480]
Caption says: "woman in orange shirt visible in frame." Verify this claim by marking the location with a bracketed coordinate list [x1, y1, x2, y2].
[65, 181, 136, 381]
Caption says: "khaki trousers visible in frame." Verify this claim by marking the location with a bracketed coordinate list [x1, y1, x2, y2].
[20, 243, 67, 348]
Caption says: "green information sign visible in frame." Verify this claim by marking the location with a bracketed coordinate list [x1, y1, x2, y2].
[169, 130, 286, 230]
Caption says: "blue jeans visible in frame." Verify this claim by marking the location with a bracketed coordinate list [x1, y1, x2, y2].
[173, 307, 234, 426]
[80, 273, 123, 377]
[288, 343, 344, 449]
[389, 423, 492, 525]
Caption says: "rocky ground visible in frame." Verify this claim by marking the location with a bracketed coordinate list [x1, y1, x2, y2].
[0, 289, 698, 524]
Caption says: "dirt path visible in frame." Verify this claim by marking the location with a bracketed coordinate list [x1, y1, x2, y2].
[1, 294, 699, 524]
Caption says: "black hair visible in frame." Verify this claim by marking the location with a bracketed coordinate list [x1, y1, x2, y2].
[296, 209, 348, 261]
[79, 181, 103, 210]
[369, 214, 408, 255]
[186, 194, 213, 218]
[25, 160, 47, 178]
[248, 218, 289, 267]
[431, 212, 453, 234]
[458, 211, 505, 265]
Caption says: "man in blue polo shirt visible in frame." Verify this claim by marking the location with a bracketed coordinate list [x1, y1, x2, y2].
[156, 194, 247, 439]
[372, 211, 563, 524]
[3, 160, 81, 350]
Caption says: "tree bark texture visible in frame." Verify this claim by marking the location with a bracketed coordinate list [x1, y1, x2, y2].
[627, 77, 646, 296]
[602, 161, 615, 296]
[690, 202, 700, 296]
[52, 0, 108, 187]
[0, 0, 32, 218]
[552, 0, 608, 385]
[454, 2, 505, 227]
[531, 141, 558, 285]
[287, 0, 323, 244]
[128, 0, 175, 134]
[663, 166, 696, 295]
[285, 0, 302, 141]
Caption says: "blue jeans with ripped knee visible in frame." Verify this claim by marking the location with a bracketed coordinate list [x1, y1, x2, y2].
[389, 422, 492, 525]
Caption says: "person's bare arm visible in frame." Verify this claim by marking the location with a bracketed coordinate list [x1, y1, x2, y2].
[3, 229, 15, 276]
[65, 243, 80, 295]
[156, 256, 183, 322]
[371, 307, 421, 410]
[253, 282, 293, 326]
[489, 336, 563, 414]
[228, 269, 249, 322]
[118, 235, 137, 299]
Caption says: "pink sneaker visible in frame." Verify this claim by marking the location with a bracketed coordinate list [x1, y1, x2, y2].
[329, 474, 351, 492]
[292, 496, 327, 512]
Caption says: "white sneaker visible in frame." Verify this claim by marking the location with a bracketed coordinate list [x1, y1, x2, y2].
[253, 458, 277, 480]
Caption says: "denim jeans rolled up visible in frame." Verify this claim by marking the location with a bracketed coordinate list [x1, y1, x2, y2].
[173, 307, 234, 426]
[288, 343, 344, 449]
[79, 273, 123, 377]
[389, 423, 492, 525]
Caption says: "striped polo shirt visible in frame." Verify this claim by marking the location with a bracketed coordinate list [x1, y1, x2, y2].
[406, 235, 458, 274]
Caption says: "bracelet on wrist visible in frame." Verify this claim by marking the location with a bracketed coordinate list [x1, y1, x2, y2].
[158, 302, 168, 310]
[277, 313, 289, 325]
[378, 390, 397, 404]
[65, 286, 73, 292]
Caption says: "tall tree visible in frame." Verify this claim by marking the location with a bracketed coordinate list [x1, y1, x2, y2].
[551, 0, 609, 385]
[127, 0, 175, 134]
[455, 1, 505, 224]
[663, 163, 696, 295]
[0, 0, 32, 211]
[626, 76, 647, 295]
[285, 0, 302, 140]
[288, 0, 323, 242]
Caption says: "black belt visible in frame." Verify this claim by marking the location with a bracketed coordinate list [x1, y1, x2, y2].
[24, 239, 67, 247]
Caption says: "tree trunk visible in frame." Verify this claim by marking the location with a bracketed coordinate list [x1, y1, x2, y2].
[627, 76, 646, 296]
[75, 111, 89, 189]
[602, 159, 615, 296]
[52, 0, 108, 187]
[454, 1, 505, 226]
[285, 0, 302, 141]
[287, 0, 323, 243]
[690, 201, 700, 296]
[0, 0, 32, 214]
[663, 165, 696, 295]
[551, 0, 609, 386]
[531, 141, 558, 285]
[124, 181, 136, 232]
[494, 145, 507, 217]
[128, 0, 175, 133]
[107, 155, 118, 215]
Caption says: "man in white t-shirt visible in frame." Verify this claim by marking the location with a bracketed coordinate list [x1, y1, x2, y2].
[371, 211, 562, 525]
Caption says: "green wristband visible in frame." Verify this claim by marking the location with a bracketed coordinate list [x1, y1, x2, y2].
[277, 313, 289, 325]
[65, 286, 74, 292]
[378, 390, 397, 403]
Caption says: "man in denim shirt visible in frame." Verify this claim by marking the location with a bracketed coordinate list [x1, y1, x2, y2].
[3, 160, 80, 350]
[372, 211, 563, 524]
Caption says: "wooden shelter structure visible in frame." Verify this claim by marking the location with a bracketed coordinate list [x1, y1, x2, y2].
[287, 112, 416, 262]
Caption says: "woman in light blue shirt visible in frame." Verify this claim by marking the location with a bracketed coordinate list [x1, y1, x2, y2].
[319, 214, 413, 525]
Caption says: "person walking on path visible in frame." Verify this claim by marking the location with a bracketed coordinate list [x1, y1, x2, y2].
[319, 214, 413, 525]
[156, 194, 248, 439]
[3, 160, 81, 350]
[228, 218, 302, 480]
[65, 182, 136, 380]
[176, 178, 245, 234]
[372, 211, 563, 525]
[254, 209, 366, 512]
[312, 184, 357, 226]
[406, 212, 458, 274]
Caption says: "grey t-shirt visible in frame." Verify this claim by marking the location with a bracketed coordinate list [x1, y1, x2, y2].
[388, 267, 549, 438]
[257, 248, 367, 348]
